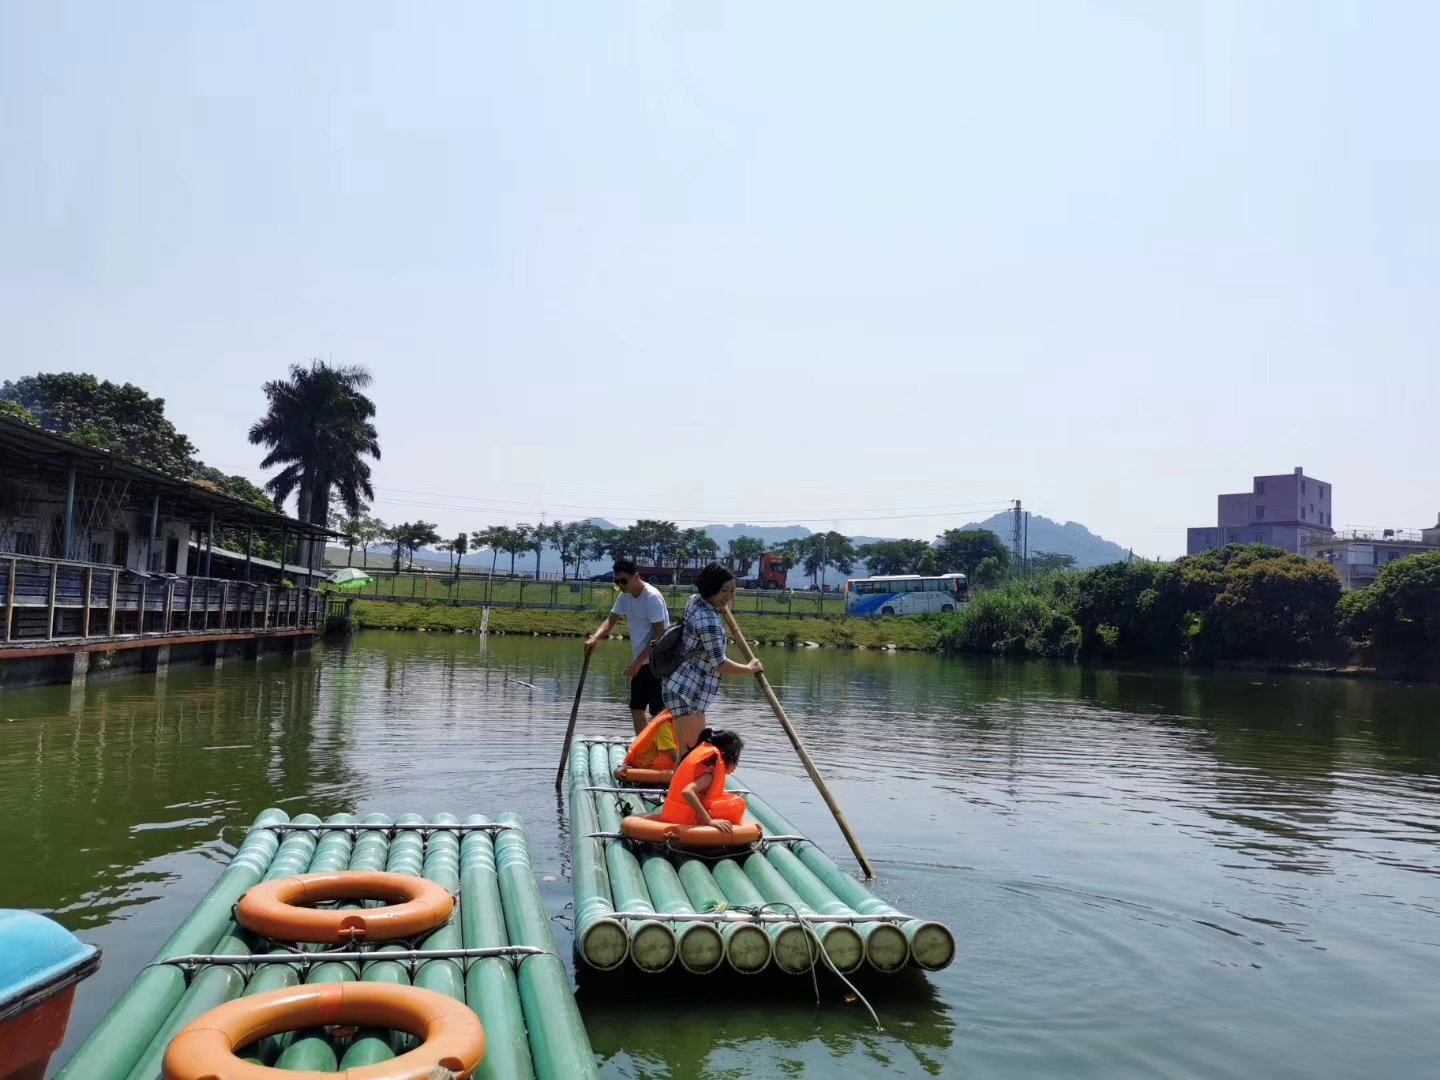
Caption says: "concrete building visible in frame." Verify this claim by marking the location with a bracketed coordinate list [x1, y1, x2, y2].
[1304, 517, 1440, 591]
[0, 415, 335, 688]
[1187, 467, 1335, 555]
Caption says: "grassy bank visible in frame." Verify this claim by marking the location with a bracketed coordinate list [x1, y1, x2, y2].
[351, 600, 937, 650]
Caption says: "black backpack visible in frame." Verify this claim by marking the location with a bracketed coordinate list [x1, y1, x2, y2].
[649, 621, 703, 679]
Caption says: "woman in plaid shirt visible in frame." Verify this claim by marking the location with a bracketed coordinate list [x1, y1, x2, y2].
[662, 563, 764, 758]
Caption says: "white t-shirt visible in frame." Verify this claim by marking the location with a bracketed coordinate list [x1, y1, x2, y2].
[611, 581, 670, 660]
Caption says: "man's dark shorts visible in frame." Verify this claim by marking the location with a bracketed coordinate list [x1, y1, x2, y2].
[629, 663, 666, 716]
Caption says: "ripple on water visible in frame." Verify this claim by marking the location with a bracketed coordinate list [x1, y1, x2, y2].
[5, 636, 1440, 1079]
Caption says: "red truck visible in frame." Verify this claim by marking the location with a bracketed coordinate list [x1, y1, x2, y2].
[741, 553, 789, 590]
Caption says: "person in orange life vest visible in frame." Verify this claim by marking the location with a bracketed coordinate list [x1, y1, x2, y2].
[622, 711, 679, 772]
[650, 728, 747, 835]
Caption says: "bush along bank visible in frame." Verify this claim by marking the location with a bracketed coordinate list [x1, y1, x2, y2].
[932, 545, 1349, 667]
[350, 600, 939, 650]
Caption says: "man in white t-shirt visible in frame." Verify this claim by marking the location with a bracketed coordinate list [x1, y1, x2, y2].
[584, 557, 672, 734]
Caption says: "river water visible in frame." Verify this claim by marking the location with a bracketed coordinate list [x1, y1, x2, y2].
[4, 633, 1439, 1079]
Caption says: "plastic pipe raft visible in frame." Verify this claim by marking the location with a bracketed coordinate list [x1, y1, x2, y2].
[56, 808, 598, 1080]
[568, 737, 957, 975]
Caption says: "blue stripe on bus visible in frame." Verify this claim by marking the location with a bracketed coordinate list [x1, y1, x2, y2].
[848, 593, 902, 616]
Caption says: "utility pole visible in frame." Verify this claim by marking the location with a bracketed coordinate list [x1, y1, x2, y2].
[1023, 510, 1030, 576]
[1011, 500, 1024, 568]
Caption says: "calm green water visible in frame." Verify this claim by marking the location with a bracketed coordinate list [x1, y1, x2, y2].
[5, 633, 1440, 1079]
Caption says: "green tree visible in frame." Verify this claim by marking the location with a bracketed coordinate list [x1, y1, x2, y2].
[726, 535, 765, 576]
[339, 518, 364, 566]
[774, 539, 804, 577]
[584, 526, 618, 571]
[0, 399, 37, 424]
[248, 360, 381, 539]
[357, 515, 386, 568]
[973, 555, 1003, 587]
[546, 520, 588, 580]
[801, 531, 857, 589]
[386, 521, 440, 570]
[499, 526, 529, 578]
[1, 373, 198, 475]
[1030, 551, 1078, 573]
[473, 526, 508, 578]
[858, 539, 930, 576]
[918, 549, 940, 576]
[934, 528, 1011, 576]
[1338, 551, 1440, 665]
[445, 532, 469, 577]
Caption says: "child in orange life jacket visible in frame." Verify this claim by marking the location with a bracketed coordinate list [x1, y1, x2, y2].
[650, 728, 747, 834]
[621, 711, 679, 773]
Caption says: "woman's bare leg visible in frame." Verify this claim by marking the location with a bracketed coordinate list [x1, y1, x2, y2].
[674, 712, 707, 759]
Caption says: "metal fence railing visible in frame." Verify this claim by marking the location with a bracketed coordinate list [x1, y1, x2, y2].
[2, 554, 323, 643]
[339, 570, 848, 618]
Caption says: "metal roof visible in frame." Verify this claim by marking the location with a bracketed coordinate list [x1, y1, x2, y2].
[0, 414, 331, 536]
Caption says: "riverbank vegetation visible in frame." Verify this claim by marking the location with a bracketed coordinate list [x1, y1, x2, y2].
[933, 545, 1440, 674]
[350, 600, 938, 649]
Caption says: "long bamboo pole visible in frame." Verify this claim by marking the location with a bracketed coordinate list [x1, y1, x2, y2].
[554, 648, 592, 790]
[719, 605, 876, 879]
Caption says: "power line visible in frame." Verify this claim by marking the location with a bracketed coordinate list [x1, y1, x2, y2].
[202, 461, 1015, 525]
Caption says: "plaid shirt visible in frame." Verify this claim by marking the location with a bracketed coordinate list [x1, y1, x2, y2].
[661, 594, 729, 715]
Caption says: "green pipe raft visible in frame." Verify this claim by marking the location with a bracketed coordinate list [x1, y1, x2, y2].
[569, 736, 957, 976]
[60, 808, 599, 1080]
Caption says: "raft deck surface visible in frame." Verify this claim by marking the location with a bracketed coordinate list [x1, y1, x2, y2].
[568, 738, 956, 977]
[57, 809, 598, 1080]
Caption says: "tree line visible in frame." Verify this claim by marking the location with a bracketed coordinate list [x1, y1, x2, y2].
[930, 542, 1440, 676]
[335, 516, 1058, 589]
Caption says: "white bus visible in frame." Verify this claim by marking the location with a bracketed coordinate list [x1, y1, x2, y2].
[843, 573, 969, 617]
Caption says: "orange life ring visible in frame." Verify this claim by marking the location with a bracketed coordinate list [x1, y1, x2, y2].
[235, 871, 453, 944]
[614, 765, 674, 786]
[163, 983, 485, 1080]
[620, 815, 763, 849]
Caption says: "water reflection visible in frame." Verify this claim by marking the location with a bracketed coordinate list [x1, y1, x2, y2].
[578, 967, 954, 1079]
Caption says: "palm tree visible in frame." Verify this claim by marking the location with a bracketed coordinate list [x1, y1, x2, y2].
[446, 532, 468, 577]
[249, 361, 381, 567]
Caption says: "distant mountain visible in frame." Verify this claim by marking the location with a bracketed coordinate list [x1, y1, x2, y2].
[959, 512, 1130, 569]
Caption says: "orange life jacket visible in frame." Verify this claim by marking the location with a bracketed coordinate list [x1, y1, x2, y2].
[661, 744, 735, 826]
[623, 711, 678, 771]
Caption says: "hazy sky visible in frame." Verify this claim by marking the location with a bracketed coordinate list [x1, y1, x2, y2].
[3, 2, 1435, 557]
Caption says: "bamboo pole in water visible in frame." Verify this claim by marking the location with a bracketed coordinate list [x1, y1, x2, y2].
[415, 813, 465, 1002]
[744, 850, 864, 974]
[460, 814, 536, 1080]
[234, 819, 341, 1065]
[709, 858, 814, 974]
[639, 851, 725, 974]
[568, 745, 628, 970]
[55, 808, 288, 1080]
[271, 813, 359, 1071]
[674, 857, 772, 974]
[587, 744, 677, 971]
[340, 814, 408, 1070]
[746, 793, 955, 971]
[494, 812, 602, 1080]
[122, 815, 324, 1080]
[718, 605, 875, 879]
[554, 649, 592, 790]
[763, 842, 910, 973]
